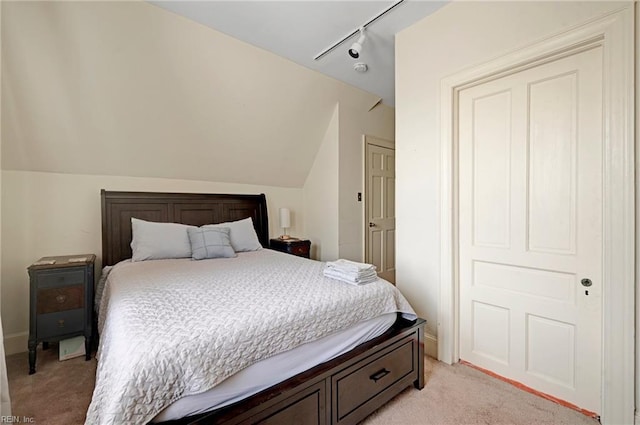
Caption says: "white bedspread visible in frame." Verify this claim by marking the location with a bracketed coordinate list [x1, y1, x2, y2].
[86, 250, 415, 425]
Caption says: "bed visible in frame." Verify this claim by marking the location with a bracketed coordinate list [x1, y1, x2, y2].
[90, 190, 425, 425]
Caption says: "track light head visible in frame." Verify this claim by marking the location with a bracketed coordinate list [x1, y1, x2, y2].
[348, 29, 366, 59]
[348, 44, 361, 59]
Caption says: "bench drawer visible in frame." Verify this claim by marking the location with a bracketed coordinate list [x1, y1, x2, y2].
[240, 381, 326, 425]
[334, 338, 414, 421]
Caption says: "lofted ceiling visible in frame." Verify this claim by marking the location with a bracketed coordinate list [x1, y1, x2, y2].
[149, 1, 447, 106]
[2, 1, 394, 188]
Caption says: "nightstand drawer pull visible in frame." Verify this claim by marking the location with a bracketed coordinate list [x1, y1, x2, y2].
[55, 295, 67, 304]
[58, 319, 65, 328]
[369, 368, 390, 382]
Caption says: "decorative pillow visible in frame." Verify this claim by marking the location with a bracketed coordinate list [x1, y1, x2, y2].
[187, 227, 236, 260]
[205, 217, 262, 252]
[130, 218, 194, 262]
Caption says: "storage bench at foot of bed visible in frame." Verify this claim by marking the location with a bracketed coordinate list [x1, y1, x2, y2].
[162, 317, 425, 425]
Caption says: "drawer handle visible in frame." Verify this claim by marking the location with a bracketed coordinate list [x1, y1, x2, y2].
[55, 295, 67, 304]
[369, 368, 390, 382]
[58, 319, 65, 328]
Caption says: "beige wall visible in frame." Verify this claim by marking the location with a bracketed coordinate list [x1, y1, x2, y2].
[395, 0, 630, 351]
[303, 105, 340, 261]
[303, 101, 395, 263]
[338, 103, 395, 262]
[1, 1, 382, 188]
[303, 99, 396, 263]
[1, 170, 304, 354]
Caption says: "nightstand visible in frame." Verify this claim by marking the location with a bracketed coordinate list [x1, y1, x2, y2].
[27, 254, 95, 374]
[270, 238, 311, 259]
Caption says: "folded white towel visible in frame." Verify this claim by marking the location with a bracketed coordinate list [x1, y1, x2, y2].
[323, 267, 378, 285]
[324, 268, 377, 280]
[326, 259, 376, 273]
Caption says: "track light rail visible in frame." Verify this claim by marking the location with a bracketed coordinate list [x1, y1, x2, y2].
[313, 0, 405, 61]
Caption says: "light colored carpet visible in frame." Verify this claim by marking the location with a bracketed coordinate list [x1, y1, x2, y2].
[6, 344, 96, 425]
[362, 358, 598, 425]
[6, 345, 598, 425]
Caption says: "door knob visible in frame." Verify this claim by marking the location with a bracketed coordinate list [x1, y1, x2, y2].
[581, 278, 592, 287]
[369, 222, 375, 227]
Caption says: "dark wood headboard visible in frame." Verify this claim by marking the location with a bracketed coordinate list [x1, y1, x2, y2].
[101, 190, 269, 266]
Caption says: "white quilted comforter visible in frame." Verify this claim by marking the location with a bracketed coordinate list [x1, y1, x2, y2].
[86, 250, 416, 425]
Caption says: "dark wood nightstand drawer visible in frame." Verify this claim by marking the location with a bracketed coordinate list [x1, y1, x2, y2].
[37, 284, 84, 314]
[36, 269, 85, 288]
[36, 309, 84, 339]
[270, 238, 311, 259]
[334, 339, 414, 421]
[290, 244, 310, 257]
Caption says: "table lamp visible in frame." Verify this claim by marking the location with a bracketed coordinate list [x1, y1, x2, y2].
[279, 208, 291, 240]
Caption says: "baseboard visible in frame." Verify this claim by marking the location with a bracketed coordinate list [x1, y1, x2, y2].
[634, 412, 640, 425]
[424, 332, 437, 359]
[4, 332, 28, 355]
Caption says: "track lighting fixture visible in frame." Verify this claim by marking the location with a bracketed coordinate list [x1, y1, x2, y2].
[348, 28, 366, 59]
[314, 0, 405, 61]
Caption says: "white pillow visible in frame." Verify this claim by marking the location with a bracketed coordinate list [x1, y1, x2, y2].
[205, 217, 262, 252]
[130, 218, 194, 262]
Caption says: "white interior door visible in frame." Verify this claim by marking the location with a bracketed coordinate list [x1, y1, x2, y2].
[365, 138, 395, 284]
[458, 47, 603, 413]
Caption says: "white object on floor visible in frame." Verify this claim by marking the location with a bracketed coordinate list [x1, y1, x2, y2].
[59, 335, 86, 361]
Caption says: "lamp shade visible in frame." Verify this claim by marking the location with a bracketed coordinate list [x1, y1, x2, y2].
[279, 208, 291, 229]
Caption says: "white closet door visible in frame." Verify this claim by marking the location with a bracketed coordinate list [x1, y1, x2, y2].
[458, 46, 603, 413]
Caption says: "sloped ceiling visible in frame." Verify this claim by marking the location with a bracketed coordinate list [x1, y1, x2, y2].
[1, 1, 385, 188]
[149, 1, 447, 106]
